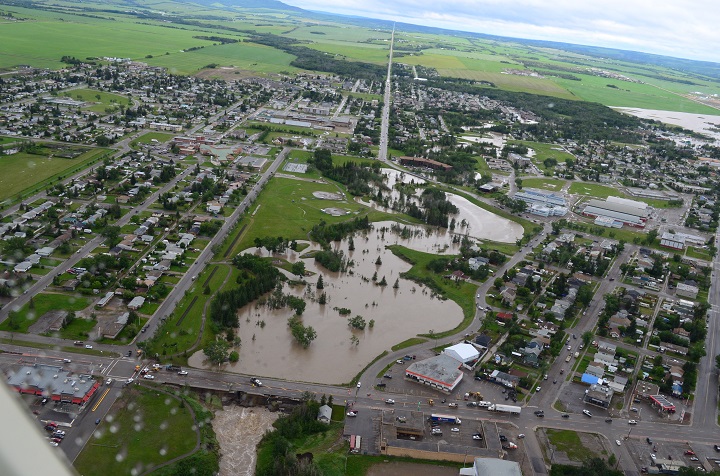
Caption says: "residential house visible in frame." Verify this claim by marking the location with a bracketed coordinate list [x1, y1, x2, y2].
[317, 404, 332, 424]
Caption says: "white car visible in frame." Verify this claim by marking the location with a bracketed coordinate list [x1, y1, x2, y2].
[178, 370, 188, 376]
[385, 399, 395, 404]
[536, 386, 541, 392]
[616, 440, 622, 446]
[628, 419, 637, 425]
[651, 454, 656, 460]
[85, 344, 93, 349]
[105, 378, 113, 385]
[567, 345, 572, 351]
[144, 374, 155, 380]
[357, 382, 361, 388]
[583, 410, 592, 417]
[346, 411, 358, 417]
[451, 428, 460, 432]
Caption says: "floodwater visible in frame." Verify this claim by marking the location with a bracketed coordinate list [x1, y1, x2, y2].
[189, 222, 465, 384]
[213, 406, 279, 476]
[446, 194, 523, 243]
[614, 107, 720, 143]
[459, 131, 505, 151]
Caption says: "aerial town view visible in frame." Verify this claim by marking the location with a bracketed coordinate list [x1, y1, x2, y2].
[2, 1, 720, 475]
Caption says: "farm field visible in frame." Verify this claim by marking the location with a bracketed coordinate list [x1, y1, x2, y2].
[146, 41, 299, 75]
[308, 43, 390, 64]
[0, 16, 215, 70]
[0, 148, 107, 202]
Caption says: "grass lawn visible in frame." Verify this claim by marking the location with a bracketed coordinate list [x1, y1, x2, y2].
[545, 429, 602, 462]
[521, 178, 566, 191]
[391, 337, 427, 351]
[146, 264, 230, 361]
[235, 177, 390, 252]
[61, 88, 130, 113]
[686, 246, 713, 261]
[56, 318, 96, 341]
[130, 132, 175, 147]
[0, 293, 90, 333]
[568, 182, 626, 199]
[387, 245, 477, 338]
[509, 140, 576, 174]
[74, 386, 197, 476]
[0, 148, 107, 202]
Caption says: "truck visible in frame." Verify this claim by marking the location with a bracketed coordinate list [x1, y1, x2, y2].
[574, 351, 580, 358]
[430, 414, 462, 424]
[488, 404, 521, 415]
[477, 401, 493, 408]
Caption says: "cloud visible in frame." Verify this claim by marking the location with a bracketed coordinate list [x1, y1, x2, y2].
[282, 0, 720, 62]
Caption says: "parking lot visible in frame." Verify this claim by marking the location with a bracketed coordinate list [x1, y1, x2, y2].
[624, 436, 711, 473]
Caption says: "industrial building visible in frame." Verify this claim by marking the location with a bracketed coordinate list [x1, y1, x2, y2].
[443, 343, 480, 368]
[405, 354, 463, 392]
[7, 364, 100, 405]
[514, 188, 567, 207]
[529, 203, 568, 217]
[581, 196, 650, 228]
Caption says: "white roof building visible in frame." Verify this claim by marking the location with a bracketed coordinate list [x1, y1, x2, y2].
[443, 343, 480, 364]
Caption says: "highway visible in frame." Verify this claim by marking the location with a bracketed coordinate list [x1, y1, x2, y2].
[377, 23, 395, 162]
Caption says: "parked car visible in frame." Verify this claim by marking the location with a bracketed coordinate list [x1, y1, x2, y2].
[450, 428, 459, 432]
[472, 433, 483, 440]
[346, 411, 358, 417]
[95, 418, 101, 425]
[616, 440, 622, 446]
[685, 450, 696, 456]
[647, 437, 653, 444]
[85, 344, 93, 349]
[356, 382, 361, 388]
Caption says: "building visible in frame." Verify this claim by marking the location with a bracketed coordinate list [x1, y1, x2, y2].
[583, 383, 614, 409]
[459, 457, 522, 476]
[102, 312, 130, 339]
[660, 232, 685, 250]
[443, 343, 480, 367]
[514, 188, 567, 207]
[7, 364, 100, 405]
[488, 369, 520, 388]
[675, 282, 699, 299]
[405, 354, 463, 393]
[96, 291, 114, 308]
[317, 404, 332, 424]
[581, 196, 649, 228]
[127, 296, 146, 310]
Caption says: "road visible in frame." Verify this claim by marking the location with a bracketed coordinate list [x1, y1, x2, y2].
[135, 148, 290, 344]
[377, 23, 395, 162]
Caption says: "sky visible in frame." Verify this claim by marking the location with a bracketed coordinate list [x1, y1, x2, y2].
[281, 0, 720, 63]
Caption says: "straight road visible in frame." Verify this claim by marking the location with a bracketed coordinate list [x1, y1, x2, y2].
[377, 23, 395, 162]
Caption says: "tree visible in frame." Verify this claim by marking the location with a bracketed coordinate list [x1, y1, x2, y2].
[203, 340, 230, 365]
[393, 278, 399, 289]
[645, 229, 659, 245]
[318, 292, 327, 305]
[101, 225, 122, 248]
[582, 331, 594, 347]
[316, 275, 324, 289]
[715, 354, 720, 371]
[229, 351, 239, 363]
[350, 335, 359, 346]
[291, 261, 305, 277]
[494, 278, 504, 290]
[203, 284, 211, 295]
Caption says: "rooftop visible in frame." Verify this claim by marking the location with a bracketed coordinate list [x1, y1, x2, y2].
[405, 354, 462, 386]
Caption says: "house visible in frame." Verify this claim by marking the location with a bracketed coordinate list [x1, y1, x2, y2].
[468, 257, 489, 271]
[676, 282, 699, 299]
[128, 296, 145, 310]
[586, 362, 605, 378]
[489, 369, 520, 388]
[62, 279, 79, 291]
[496, 312, 513, 323]
[14, 262, 32, 273]
[317, 404, 332, 424]
[474, 334, 492, 350]
[522, 344, 541, 366]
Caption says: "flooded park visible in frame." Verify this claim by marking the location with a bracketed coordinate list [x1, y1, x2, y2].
[189, 170, 523, 384]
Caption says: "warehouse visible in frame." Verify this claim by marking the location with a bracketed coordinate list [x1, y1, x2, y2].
[581, 196, 649, 228]
[443, 343, 480, 368]
[514, 188, 567, 207]
[405, 354, 463, 393]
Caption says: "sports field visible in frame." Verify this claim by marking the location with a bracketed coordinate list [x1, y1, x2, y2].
[521, 178, 566, 191]
[0, 148, 107, 202]
[61, 89, 130, 113]
[568, 182, 623, 199]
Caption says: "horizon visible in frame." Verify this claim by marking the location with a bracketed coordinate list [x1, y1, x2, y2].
[282, 0, 720, 64]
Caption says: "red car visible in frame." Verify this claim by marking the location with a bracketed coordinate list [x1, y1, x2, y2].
[684, 450, 696, 456]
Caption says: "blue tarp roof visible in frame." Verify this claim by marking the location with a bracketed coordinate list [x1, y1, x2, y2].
[581, 374, 600, 385]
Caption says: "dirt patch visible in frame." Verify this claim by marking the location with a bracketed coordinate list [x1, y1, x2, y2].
[313, 191, 344, 200]
[366, 461, 459, 476]
[322, 207, 350, 216]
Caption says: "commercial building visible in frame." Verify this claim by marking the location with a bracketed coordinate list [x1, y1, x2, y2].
[583, 383, 614, 409]
[405, 354, 463, 393]
[581, 196, 650, 228]
[7, 364, 100, 405]
[529, 203, 568, 217]
[443, 343, 480, 366]
[660, 232, 685, 250]
[459, 457, 522, 476]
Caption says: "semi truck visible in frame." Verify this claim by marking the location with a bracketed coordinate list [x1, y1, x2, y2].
[488, 404, 521, 415]
[430, 413, 462, 424]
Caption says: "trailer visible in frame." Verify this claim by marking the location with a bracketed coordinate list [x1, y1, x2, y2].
[350, 435, 362, 454]
[430, 413, 462, 424]
[488, 404, 521, 415]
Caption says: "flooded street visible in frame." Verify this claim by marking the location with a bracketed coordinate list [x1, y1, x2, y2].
[190, 222, 465, 384]
[213, 406, 279, 476]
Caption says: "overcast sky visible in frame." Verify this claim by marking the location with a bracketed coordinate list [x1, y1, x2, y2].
[281, 0, 720, 63]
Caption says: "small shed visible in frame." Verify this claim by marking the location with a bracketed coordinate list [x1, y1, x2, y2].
[317, 404, 332, 424]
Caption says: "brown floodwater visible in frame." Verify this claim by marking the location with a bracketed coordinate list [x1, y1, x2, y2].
[213, 406, 279, 476]
[446, 194, 523, 243]
[189, 221, 465, 384]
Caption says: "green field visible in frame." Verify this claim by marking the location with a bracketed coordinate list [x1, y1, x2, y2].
[146, 41, 298, 75]
[0, 147, 107, 202]
[61, 88, 130, 113]
[308, 43, 390, 64]
[568, 182, 623, 199]
[130, 132, 176, 147]
[545, 429, 603, 462]
[521, 178, 567, 191]
[0, 16, 216, 70]
[509, 140, 576, 174]
[74, 386, 197, 476]
[235, 177, 383, 252]
[0, 293, 90, 334]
